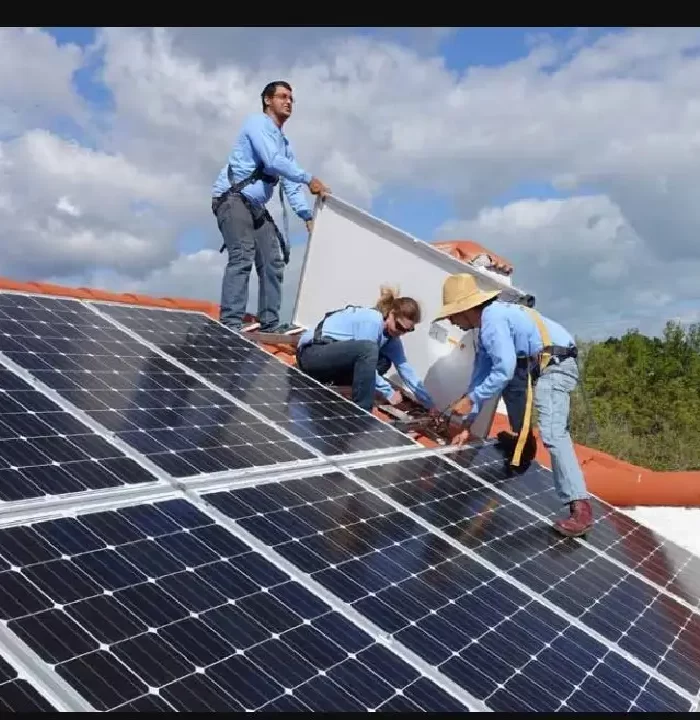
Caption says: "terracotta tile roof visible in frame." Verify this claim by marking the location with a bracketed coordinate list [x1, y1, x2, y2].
[1, 273, 698, 509]
[432, 240, 514, 275]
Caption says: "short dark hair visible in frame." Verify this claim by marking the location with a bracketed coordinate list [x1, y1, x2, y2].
[261, 81, 292, 111]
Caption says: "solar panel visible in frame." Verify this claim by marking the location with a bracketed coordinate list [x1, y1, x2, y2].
[0, 495, 470, 712]
[350, 453, 700, 702]
[203, 469, 691, 712]
[0, 292, 315, 478]
[0, 655, 58, 711]
[0, 359, 159, 502]
[449, 441, 700, 610]
[90, 303, 416, 456]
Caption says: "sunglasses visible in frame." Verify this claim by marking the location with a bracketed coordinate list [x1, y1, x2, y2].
[395, 319, 414, 334]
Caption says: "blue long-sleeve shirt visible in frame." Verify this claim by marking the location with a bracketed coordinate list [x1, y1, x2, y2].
[212, 113, 313, 222]
[466, 301, 576, 423]
[297, 306, 435, 408]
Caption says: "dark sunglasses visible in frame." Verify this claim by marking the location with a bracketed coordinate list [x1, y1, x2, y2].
[395, 319, 414, 333]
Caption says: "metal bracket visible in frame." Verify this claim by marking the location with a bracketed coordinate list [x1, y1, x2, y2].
[377, 405, 451, 445]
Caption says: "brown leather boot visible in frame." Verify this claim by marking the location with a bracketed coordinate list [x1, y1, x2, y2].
[553, 499, 594, 537]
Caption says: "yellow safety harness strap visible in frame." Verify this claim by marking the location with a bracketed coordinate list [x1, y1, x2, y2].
[511, 307, 552, 467]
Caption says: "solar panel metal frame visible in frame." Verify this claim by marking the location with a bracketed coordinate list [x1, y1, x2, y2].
[86, 300, 424, 466]
[0, 621, 90, 711]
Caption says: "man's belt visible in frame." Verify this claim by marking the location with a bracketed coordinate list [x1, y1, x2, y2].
[516, 344, 577, 369]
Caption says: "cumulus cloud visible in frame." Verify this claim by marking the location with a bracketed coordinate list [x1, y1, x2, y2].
[0, 26, 699, 337]
[0, 27, 87, 135]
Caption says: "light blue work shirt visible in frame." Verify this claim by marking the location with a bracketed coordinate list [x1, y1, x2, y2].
[212, 113, 313, 222]
[466, 301, 576, 422]
[297, 306, 435, 408]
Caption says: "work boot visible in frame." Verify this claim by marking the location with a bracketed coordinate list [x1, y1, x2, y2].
[553, 499, 594, 537]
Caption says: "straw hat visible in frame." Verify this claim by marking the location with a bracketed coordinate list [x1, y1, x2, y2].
[434, 273, 501, 321]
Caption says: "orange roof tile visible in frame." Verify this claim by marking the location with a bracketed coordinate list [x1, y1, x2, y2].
[1, 274, 698, 508]
[432, 240, 514, 275]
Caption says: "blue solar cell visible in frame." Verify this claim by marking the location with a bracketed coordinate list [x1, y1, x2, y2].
[0, 292, 314, 477]
[0, 364, 158, 500]
[92, 302, 415, 455]
[450, 441, 700, 607]
[352, 454, 700, 701]
[204, 471, 689, 712]
[0, 655, 57, 711]
[0, 497, 468, 712]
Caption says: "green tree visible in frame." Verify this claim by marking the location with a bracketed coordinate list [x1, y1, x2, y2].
[568, 321, 700, 471]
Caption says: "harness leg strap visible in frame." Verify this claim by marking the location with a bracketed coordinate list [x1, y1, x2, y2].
[511, 307, 552, 467]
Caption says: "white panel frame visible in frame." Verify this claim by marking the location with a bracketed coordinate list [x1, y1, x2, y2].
[292, 195, 533, 436]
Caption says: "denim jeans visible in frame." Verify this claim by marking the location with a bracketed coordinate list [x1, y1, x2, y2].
[214, 194, 284, 332]
[503, 357, 589, 505]
[297, 340, 384, 411]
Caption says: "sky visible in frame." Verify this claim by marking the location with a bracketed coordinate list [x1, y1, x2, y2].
[1, 26, 699, 340]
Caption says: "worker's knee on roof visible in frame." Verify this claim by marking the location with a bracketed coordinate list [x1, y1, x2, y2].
[355, 340, 380, 360]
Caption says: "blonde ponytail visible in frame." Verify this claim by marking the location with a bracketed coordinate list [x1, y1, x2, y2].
[375, 284, 399, 317]
[374, 284, 422, 324]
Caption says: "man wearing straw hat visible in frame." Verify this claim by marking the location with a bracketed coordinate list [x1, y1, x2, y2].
[434, 273, 593, 538]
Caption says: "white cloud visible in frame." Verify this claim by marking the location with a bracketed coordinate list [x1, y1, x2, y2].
[0, 27, 87, 135]
[436, 193, 700, 338]
[1, 26, 699, 339]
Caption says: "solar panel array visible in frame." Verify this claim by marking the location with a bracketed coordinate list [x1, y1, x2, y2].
[92, 302, 415, 457]
[0, 289, 696, 713]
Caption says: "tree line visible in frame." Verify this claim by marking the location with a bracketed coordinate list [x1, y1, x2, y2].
[567, 321, 700, 471]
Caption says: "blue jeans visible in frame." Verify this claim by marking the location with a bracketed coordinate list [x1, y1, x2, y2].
[297, 341, 386, 411]
[214, 194, 284, 332]
[503, 357, 589, 505]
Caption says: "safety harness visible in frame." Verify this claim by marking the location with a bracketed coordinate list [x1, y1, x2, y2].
[310, 305, 362, 345]
[211, 162, 292, 265]
[296, 305, 365, 375]
[510, 307, 578, 467]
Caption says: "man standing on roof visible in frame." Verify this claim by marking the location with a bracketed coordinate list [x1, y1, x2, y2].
[296, 286, 438, 413]
[435, 273, 593, 538]
[211, 80, 331, 334]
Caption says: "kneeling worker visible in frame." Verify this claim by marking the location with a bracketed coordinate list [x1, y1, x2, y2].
[434, 273, 593, 538]
[296, 286, 436, 412]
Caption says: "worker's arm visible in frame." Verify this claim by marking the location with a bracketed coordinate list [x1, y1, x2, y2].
[380, 339, 435, 409]
[246, 116, 313, 185]
[465, 319, 516, 423]
[467, 344, 490, 396]
[279, 145, 313, 222]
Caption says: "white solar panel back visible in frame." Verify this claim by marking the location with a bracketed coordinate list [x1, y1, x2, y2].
[292, 195, 529, 433]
